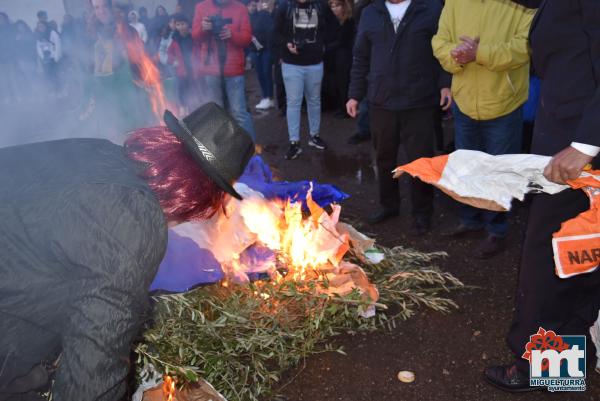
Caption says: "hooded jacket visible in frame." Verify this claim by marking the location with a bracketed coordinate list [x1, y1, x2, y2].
[0, 139, 167, 401]
[432, 0, 535, 120]
[349, 0, 450, 111]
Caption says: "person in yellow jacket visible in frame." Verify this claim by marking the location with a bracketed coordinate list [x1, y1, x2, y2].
[431, 0, 535, 259]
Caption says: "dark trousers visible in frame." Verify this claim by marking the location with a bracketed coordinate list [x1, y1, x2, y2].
[250, 50, 274, 99]
[508, 189, 600, 373]
[357, 99, 370, 136]
[370, 106, 435, 217]
[452, 103, 523, 237]
[274, 61, 286, 110]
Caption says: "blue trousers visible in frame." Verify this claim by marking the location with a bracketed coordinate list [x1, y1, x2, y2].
[452, 103, 523, 237]
[205, 74, 256, 141]
[251, 50, 274, 99]
[282, 62, 323, 142]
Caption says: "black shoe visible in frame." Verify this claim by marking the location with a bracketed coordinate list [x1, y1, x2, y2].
[366, 208, 399, 224]
[347, 133, 371, 145]
[409, 216, 431, 237]
[308, 135, 327, 150]
[284, 142, 302, 160]
[475, 235, 506, 259]
[441, 223, 483, 238]
[484, 364, 543, 393]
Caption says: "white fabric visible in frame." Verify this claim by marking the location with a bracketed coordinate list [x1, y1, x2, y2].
[130, 22, 148, 43]
[571, 142, 600, 157]
[385, 0, 411, 32]
[36, 30, 62, 62]
[437, 150, 569, 210]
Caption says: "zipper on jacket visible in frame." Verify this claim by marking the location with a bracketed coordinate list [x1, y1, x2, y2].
[506, 73, 516, 94]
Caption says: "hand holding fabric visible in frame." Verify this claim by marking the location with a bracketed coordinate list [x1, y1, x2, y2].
[544, 146, 594, 184]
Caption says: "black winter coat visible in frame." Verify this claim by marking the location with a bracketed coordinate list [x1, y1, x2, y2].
[0, 139, 168, 401]
[348, 0, 450, 111]
[527, 0, 600, 155]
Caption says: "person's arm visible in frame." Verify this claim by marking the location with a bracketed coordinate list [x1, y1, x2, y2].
[50, 185, 167, 401]
[321, 0, 337, 49]
[140, 23, 148, 43]
[572, 0, 600, 148]
[192, 4, 209, 41]
[431, 0, 463, 74]
[229, 6, 253, 47]
[272, 4, 289, 59]
[347, 10, 371, 103]
[52, 31, 62, 61]
[474, 8, 534, 72]
[544, 0, 600, 184]
[167, 40, 178, 66]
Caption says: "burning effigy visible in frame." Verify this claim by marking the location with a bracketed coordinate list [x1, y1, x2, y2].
[134, 156, 463, 401]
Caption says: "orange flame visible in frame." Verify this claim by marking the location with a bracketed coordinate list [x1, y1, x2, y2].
[117, 23, 171, 123]
[162, 375, 176, 401]
[236, 188, 349, 283]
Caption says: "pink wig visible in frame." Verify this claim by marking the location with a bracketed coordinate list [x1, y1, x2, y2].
[124, 127, 226, 223]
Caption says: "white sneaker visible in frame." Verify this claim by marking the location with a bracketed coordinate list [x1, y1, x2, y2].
[256, 98, 274, 110]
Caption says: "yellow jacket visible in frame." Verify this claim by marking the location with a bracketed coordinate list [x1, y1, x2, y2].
[432, 0, 535, 121]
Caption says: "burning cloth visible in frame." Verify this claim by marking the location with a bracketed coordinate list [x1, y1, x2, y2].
[394, 150, 600, 278]
[150, 155, 350, 292]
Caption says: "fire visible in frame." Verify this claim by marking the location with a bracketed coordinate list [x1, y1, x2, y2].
[238, 188, 349, 282]
[162, 375, 176, 401]
[117, 23, 171, 123]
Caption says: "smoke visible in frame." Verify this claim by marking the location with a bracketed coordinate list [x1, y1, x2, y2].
[0, 7, 210, 149]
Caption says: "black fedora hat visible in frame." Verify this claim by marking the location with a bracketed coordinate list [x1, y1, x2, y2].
[164, 102, 255, 200]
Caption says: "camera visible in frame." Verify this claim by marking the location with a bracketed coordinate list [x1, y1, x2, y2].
[293, 39, 309, 52]
[208, 14, 233, 36]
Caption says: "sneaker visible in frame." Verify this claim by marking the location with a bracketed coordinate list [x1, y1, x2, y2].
[256, 98, 269, 110]
[308, 135, 327, 150]
[256, 98, 275, 110]
[284, 142, 302, 160]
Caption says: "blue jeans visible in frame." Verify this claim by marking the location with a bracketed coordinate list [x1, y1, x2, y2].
[251, 50, 273, 99]
[453, 103, 523, 237]
[205, 74, 256, 141]
[282, 62, 323, 142]
[357, 98, 370, 136]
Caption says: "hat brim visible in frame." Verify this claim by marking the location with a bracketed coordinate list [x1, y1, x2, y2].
[164, 109, 243, 200]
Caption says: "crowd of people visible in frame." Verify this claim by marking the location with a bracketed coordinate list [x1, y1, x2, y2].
[1, 0, 599, 399]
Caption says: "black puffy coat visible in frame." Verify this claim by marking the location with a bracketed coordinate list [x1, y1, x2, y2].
[348, 0, 450, 111]
[0, 139, 168, 401]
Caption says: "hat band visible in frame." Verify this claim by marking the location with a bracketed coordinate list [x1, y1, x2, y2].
[192, 137, 216, 162]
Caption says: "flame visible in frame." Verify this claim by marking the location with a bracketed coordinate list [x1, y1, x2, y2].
[117, 23, 171, 123]
[237, 188, 349, 283]
[162, 375, 176, 401]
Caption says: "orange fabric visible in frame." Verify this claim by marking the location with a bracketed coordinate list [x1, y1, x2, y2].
[553, 173, 600, 278]
[396, 154, 448, 184]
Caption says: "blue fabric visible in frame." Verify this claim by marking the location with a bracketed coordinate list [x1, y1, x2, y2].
[205, 75, 257, 140]
[238, 155, 349, 208]
[523, 76, 541, 123]
[282, 62, 324, 141]
[452, 103, 523, 237]
[150, 155, 349, 292]
[149, 230, 223, 293]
